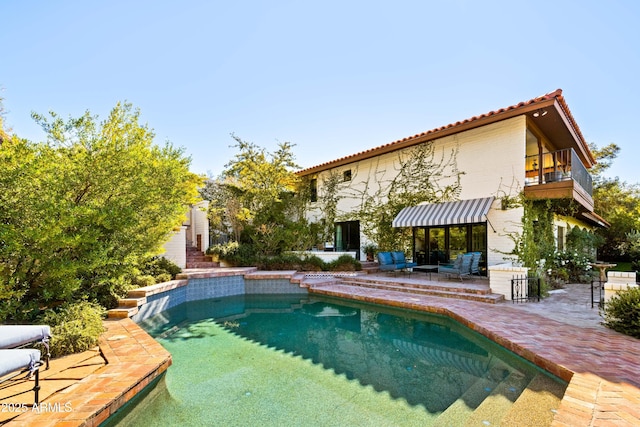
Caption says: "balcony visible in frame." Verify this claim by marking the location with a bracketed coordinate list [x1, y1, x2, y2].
[524, 148, 594, 211]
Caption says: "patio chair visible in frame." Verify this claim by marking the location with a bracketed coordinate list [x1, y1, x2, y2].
[438, 253, 473, 281]
[391, 251, 417, 274]
[377, 251, 398, 274]
[469, 252, 482, 275]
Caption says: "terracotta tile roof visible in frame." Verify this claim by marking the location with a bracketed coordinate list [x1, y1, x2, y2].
[298, 89, 591, 175]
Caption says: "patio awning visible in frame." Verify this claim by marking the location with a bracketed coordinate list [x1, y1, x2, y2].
[392, 197, 495, 228]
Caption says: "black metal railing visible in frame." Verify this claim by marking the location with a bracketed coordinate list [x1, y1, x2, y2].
[511, 275, 541, 303]
[591, 279, 605, 308]
[525, 148, 593, 196]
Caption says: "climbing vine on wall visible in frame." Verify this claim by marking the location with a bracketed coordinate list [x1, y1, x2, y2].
[326, 142, 465, 253]
[515, 199, 557, 269]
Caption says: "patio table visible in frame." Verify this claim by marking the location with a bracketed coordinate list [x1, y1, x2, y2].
[413, 265, 439, 280]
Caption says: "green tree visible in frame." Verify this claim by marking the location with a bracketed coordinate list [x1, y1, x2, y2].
[589, 142, 640, 260]
[210, 135, 313, 255]
[0, 102, 202, 321]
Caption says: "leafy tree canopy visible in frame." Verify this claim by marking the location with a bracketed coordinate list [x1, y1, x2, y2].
[0, 102, 202, 321]
[589, 142, 640, 260]
[202, 135, 312, 255]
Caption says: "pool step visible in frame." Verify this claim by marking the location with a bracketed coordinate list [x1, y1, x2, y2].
[433, 377, 501, 426]
[107, 306, 139, 319]
[118, 297, 147, 308]
[462, 370, 532, 426]
[500, 373, 566, 426]
[337, 277, 504, 304]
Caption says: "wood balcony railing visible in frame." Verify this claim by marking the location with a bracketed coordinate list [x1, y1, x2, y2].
[524, 148, 594, 211]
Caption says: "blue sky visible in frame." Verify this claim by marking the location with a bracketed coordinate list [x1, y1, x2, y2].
[2, 0, 639, 183]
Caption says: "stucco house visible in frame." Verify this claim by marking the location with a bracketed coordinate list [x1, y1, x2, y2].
[297, 89, 606, 272]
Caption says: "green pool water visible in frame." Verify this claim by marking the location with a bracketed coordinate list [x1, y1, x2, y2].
[104, 294, 566, 426]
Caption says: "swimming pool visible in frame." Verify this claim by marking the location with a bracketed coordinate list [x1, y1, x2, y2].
[104, 294, 566, 426]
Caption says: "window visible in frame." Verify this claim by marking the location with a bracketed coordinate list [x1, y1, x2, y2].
[557, 226, 565, 251]
[310, 178, 317, 202]
[412, 223, 488, 274]
[343, 170, 352, 182]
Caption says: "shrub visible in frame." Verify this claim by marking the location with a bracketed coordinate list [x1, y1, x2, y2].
[132, 275, 157, 287]
[601, 286, 640, 338]
[43, 301, 105, 357]
[299, 255, 325, 271]
[223, 243, 258, 267]
[258, 253, 302, 270]
[155, 273, 172, 283]
[139, 256, 181, 280]
[327, 255, 362, 271]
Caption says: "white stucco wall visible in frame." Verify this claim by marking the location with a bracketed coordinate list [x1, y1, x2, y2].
[306, 116, 529, 266]
[189, 200, 210, 251]
[162, 226, 187, 268]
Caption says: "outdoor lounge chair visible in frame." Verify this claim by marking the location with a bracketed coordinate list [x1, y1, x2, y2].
[0, 325, 51, 368]
[0, 325, 51, 404]
[0, 349, 43, 404]
[438, 253, 473, 281]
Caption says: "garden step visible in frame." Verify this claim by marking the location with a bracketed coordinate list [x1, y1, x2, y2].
[185, 261, 220, 269]
[186, 255, 210, 262]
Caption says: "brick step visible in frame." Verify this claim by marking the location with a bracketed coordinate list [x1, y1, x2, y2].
[311, 282, 504, 304]
[338, 278, 504, 303]
[185, 261, 219, 269]
[186, 255, 211, 262]
[341, 277, 492, 295]
[345, 281, 504, 303]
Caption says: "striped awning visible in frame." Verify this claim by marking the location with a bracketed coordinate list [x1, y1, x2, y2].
[392, 197, 495, 228]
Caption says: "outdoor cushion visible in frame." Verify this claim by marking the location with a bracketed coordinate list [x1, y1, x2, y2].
[0, 325, 52, 349]
[377, 251, 393, 265]
[391, 251, 417, 269]
[0, 349, 41, 377]
[469, 252, 482, 275]
[440, 254, 464, 270]
[438, 253, 473, 280]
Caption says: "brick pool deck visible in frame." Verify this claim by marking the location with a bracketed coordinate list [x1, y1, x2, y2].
[2, 279, 639, 426]
[3, 319, 171, 426]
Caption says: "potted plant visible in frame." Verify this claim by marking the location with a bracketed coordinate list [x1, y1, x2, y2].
[363, 243, 378, 262]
